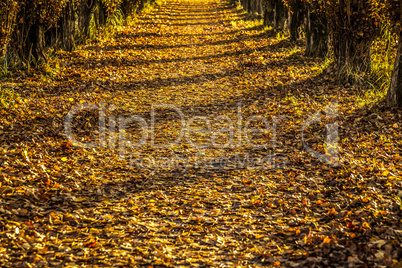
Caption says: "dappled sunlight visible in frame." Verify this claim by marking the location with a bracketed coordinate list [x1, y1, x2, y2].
[0, 0, 401, 266]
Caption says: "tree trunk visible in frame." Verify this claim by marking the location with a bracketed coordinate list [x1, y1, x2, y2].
[242, 0, 246, 10]
[44, 26, 58, 49]
[252, 0, 257, 13]
[246, 0, 252, 12]
[122, 0, 134, 18]
[264, 0, 274, 26]
[274, 0, 286, 30]
[331, 0, 374, 80]
[8, 1, 46, 66]
[333, 31, 371, 78]
[386, 0, 402, 107]
[289, 0, 304, 42]
[79, 0, 96, 37]
[0, 0, 18, 58]
[44, 0, 75, 52]
[305, 4, 328, 57]
[61, 0, 75, 51]
[28, 21, 46, 65]
[257, 0, 263, 15]
[94, 0, 107, 27]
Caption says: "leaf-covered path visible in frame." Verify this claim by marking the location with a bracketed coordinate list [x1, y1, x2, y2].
[1, 0, 402, 266]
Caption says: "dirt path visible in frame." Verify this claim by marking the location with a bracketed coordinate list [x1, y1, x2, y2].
[0, 0, 401, 266]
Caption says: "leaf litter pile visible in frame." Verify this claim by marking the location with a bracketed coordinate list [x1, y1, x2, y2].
[1, 0, 402, 266]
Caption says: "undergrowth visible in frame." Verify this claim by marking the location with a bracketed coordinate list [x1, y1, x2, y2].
[358, 24, 397, 107]
[0, 85, 21, 109]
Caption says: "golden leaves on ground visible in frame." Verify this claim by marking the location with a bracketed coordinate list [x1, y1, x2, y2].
[0, 0, 401, 266]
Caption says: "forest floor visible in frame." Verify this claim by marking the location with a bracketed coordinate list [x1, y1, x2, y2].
[0, 0, 402, 266]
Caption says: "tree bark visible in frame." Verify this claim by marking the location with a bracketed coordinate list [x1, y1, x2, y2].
[274, 0, 286, 30]
[252, 0, 256, 13]
[122, 0, 134, 18]
[257, 0, 263, 15]
[331, 0, 374, 79]
[333, 30, 371, 78]
[252, 0, 258, 13]
[61, 0, 75, 51]
[79, 0, 96, 37]
[264, 0, 274, 26]
[95, 0, 107, 27]
[289, 0, 304, 42]
[7, 1, 52, 66]
[386, 0, 402, 107]
[44, 0, 75, 52]
[305, 4, 328, 57]
[247, 0, 252, 12]
[0, 0, 18, 58]
[28, 22, 46, 65]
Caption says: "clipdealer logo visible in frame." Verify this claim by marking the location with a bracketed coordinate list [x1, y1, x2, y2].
[64, 102, 339, 170]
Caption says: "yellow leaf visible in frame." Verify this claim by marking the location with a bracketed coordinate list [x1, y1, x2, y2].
[61, 157, 68, 162]
[69, 98, 74, 102]
[323, 236, 332, 244]
[90, 228, 100, 234]
[254, 234, 264, 239]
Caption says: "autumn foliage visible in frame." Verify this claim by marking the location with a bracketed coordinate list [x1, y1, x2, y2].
[0, 0, 401, 265]
[0, 0, 155, 66]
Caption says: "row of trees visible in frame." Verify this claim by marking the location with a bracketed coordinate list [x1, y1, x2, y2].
[0, 0, 401, 106]
[0, 0, 155, 67]
[240, 0, 402, 107]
